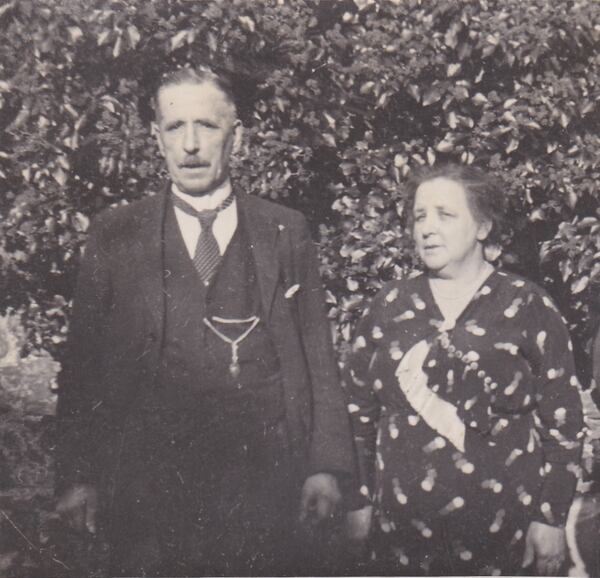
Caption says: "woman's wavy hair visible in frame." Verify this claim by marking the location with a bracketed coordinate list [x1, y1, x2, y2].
[404, 163, 508, 248]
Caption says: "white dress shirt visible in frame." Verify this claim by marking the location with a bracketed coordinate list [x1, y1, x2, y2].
[171, 180, 238, 258]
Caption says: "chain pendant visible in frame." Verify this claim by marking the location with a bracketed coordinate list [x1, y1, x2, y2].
[229, 343, 240, 378]
[203, 316, 260, 381]
[229, 361, 241, 378]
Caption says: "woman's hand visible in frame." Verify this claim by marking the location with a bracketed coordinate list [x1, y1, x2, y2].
[346, 505, 373, 543]
[522, 521, 566, 575]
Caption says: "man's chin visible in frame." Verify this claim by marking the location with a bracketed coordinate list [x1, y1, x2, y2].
[176, 181, 214, 197]
[174, 175, 229, 197]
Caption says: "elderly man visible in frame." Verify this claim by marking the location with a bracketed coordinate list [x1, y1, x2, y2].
[55, 67, 355, 577]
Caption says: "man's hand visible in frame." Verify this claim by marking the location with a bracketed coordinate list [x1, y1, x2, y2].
[522, 521, 566, 575]
[346, 505, 373, 543]
[56, 484, 98, 534]
[299, 473, 342, 525]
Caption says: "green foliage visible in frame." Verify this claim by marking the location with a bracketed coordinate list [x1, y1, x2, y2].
[1, 0, 599, 380]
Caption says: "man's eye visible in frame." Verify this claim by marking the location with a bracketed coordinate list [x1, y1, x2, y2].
[414, 214, 425, 222]
[199, 122, 218, 129]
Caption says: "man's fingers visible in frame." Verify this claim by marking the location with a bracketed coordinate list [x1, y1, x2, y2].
[70, 502, 86, 532]
[85, 491, 98, 534]
[316, 496, 333, 521]
[299, 491, 313, 522]
[56, 485, 98, 534]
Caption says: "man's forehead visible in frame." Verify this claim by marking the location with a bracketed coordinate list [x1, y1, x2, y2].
[156, 81, 236, 116]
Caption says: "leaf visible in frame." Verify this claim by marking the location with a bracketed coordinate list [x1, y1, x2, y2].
[73, 212, 90, 232]
[52, 167, 67, 186]
[97, 29, 111, 46]
[323, 112, 336, 129]
[170, 30, 189, 52]
[571, 275, 589, 295]
[67, 26, 83, 43]
[560, 259, 573, 282]
[407, 84, 421, 102]
[422, 86, 442, 106]
[472, 93, 488, 105]
[505, 139, 519, 154]
[127, 25, 141, 48]
[112, 33, 123, 58]
[394, 154, 407, 168]
[435, 135, 454, 153]
[238, 16, 256, 32]
[0, 1, 15, 18]
[323, 133, 337, 147]
[447, 63, 461, 77]
[360, 81, 375, 95]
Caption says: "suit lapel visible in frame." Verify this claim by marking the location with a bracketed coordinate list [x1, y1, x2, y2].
[132, 191, 168, 335]
[237, 194, 281, 320]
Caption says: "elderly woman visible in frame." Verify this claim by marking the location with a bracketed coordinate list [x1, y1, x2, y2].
[345, 164, 584, 575]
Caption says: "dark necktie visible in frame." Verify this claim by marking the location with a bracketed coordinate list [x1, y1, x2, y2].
[171, 192, 235, 286]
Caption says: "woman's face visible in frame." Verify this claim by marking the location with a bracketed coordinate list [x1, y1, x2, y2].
[413, 177, 490, 278]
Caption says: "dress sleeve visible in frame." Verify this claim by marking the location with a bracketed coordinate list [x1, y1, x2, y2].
[524, 290, 584, 527]
[344, 291, 387, 506]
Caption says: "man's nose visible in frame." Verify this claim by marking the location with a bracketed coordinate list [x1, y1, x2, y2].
[183, 125, 199, 154]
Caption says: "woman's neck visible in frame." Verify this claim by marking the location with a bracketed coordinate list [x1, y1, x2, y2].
[429, 256, 492, 293]
[429, 260, 493, 310]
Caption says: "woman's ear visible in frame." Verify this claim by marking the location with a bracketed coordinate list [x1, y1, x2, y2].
[477, 219, 492, 242]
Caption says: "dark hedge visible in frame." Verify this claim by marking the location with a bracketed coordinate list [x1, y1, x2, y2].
[1, 0, 599, 385]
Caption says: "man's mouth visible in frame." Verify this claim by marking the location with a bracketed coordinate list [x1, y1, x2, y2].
[181, 161, 209, 169]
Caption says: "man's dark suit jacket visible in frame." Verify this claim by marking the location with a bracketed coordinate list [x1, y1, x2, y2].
[55, 190, 356, 498]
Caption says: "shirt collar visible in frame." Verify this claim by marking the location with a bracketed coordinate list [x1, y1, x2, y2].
[171, 179, 233, 212]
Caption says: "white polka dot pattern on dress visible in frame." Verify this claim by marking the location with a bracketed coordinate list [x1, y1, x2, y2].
[385, 288, 399, 303]
[489, 509, 506, 533]
[343, 273, 583, 573]
[353, 335, 367, 351]
[394, 310, 415, 322]
[411, 293, 427, 310]
[536, 330, 547, 354]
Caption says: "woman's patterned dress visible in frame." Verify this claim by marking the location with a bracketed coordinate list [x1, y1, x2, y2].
[346, 270, 584, 575]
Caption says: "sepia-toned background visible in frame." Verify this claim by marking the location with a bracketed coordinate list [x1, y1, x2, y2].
[0, 0, 599, 575]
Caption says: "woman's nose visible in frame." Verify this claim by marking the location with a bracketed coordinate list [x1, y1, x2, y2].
[420, 214, 438, 235]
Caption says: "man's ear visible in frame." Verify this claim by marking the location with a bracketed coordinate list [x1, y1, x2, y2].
[232, 119, 243, 154]
[477, 219, 493, 242]
[152, 122, 165, 157]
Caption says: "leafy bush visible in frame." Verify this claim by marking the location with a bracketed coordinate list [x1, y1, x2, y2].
[1, 0, 599, 383]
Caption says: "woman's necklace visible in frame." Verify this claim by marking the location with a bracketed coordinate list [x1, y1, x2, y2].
[203, 315, 260, 377]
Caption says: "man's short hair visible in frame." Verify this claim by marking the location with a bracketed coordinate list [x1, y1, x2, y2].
[151, 66, 238, 121]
